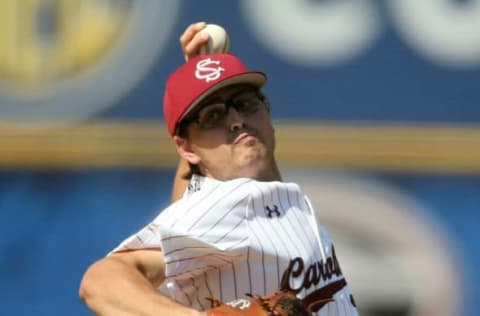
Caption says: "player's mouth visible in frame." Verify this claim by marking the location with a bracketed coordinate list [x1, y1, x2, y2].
[234, 133, 258, 145]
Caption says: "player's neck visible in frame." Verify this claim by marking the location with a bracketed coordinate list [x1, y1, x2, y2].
[255, 161, 282, 182]
[204, 162, 282, 182]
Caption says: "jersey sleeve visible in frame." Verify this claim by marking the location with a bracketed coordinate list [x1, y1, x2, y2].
[110, 221, 163, 253]
[111, 177, 253, 281]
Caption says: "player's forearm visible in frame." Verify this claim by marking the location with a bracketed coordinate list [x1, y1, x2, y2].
[79, 257, 200, 316]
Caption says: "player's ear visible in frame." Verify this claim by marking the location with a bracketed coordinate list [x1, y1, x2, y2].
[174, 135, 201, 164]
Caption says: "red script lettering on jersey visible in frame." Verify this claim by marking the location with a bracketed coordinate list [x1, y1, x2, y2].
[280, 246, 355, 312]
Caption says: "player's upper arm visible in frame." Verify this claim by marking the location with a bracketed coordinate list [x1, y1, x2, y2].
[109, 248, 166, 288]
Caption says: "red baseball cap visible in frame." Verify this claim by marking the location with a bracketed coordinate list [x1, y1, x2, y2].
[163, 53, 267, 136]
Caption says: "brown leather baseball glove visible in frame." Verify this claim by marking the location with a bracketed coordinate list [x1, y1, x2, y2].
[204, 290, 311, 316]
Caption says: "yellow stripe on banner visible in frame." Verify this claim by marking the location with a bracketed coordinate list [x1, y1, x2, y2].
[275, 122, 480, 174]
[0, 120, 177, 169]
[0, 120, 479, 174]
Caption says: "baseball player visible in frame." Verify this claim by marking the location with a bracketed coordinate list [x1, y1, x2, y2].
[79, 22, 358, 316]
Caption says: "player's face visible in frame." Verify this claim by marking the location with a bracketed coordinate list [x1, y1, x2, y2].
[174, 84, 278, 181]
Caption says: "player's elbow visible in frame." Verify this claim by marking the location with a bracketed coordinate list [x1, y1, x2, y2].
[78, 262, 97, 304]
[78, 279, 90, 305]
[78, 259, 110, 306]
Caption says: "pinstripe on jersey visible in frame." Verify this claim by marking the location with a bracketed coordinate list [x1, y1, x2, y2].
[113, 175, 358, 316]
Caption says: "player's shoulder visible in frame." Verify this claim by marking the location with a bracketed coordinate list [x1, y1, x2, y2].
[166, 175, 254, 210]
[183, 174, 253, 196]
[153, 176, 255, 226]
[248, 178, 305, 197]
[176, 175, 307, 206]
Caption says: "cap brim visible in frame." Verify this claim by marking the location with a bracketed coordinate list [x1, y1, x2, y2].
[179, 71, 266, 121]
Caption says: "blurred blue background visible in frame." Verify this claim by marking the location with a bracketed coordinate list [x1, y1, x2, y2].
[0, 1, 479, 315]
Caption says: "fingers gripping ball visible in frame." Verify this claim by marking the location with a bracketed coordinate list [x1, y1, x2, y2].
[205, 290, 311, 316]
[199, 24, 230, 54]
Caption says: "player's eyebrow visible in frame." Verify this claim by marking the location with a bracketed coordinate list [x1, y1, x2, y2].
[200, 95, 223, 105]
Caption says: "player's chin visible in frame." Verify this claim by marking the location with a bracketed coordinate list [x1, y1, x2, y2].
[235, 153, 270, 174]
[236, 144, 267, 161]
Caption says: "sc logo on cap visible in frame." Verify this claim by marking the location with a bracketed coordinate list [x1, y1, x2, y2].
[195, 58, 225, 83]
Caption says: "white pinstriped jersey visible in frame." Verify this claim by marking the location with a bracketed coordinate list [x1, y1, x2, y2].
[113, 175, 358, 316]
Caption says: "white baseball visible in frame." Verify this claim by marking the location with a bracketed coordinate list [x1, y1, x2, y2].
[199, 24, 230, 54]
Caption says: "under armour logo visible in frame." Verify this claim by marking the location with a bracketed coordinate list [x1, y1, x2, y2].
[195, 58, 225, 82]
[265, 205, 280, 218]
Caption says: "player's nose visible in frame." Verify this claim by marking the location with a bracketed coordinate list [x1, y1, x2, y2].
[227, 108, 246, 132]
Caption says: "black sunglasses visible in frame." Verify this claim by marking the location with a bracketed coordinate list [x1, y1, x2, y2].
[176, 88, 269, 134]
